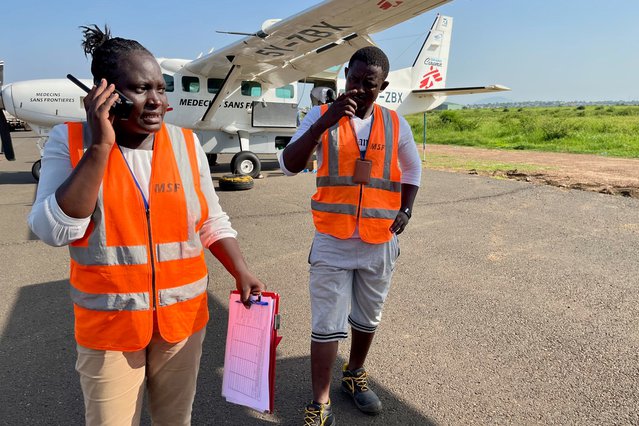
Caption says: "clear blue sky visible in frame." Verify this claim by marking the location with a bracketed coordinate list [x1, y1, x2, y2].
[2, 0, 638, 104]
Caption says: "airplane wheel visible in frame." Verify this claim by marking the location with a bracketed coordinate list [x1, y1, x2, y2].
[32, 160, 41, 182]
[230, 151, 261, 178]
[218, 174, 254, 191]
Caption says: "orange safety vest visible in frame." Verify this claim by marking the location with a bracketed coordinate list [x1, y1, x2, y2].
[66, 122, 210, 351]
[311, 103, 401, 244]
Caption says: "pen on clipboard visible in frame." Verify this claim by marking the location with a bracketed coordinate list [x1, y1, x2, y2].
[235, 295, 269, 306]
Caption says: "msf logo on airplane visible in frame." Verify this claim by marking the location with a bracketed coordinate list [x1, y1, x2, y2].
[419, 66, 443, 89]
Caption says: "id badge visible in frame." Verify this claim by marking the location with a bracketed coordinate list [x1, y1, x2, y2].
[352, 158, 372, 184]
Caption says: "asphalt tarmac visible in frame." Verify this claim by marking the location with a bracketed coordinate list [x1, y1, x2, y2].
[1, 132, 638, 425]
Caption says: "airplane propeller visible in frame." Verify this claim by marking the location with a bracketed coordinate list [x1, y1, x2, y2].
[0, 61, 16, 161]
[0, 108, 16, 161]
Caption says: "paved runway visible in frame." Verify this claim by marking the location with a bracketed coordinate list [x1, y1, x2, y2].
[1, 132, 638, 425]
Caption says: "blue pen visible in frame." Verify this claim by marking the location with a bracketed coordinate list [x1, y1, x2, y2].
[236, 298, 268, 306]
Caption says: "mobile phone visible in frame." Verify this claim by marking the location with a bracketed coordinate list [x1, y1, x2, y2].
[67, 74, 134, 119]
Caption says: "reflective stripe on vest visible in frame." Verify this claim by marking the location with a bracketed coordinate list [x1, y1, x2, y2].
[311, 104, 401, 243]
[71, 286, 151, 311]
[310, 200, 398, 220]
[70, 275, 208, 310]
[65, 122, 209, 350]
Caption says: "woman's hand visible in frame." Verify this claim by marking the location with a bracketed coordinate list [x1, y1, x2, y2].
[83, 78, 119, 149]
[236, 270, 267, 308]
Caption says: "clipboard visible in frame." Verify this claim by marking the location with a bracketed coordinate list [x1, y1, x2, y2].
[264, 291, 282, 413]
[222, 290, 281, 413]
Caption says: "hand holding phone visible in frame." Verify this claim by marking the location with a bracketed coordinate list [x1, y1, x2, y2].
[67, 74, 133, 119]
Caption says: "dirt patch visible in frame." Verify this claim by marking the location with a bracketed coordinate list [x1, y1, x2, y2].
[424, 144, 639, 198]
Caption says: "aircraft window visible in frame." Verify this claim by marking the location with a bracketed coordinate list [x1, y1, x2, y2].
[182, 76, 200, 93]
[275, 85, 294, 99]
[241, 81, 262, 97]
[207, 78, 224, 94]
[163, 74, 174, 92]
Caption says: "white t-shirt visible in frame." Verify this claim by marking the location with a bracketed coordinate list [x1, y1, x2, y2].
[278, 105, 422, 186]
[28, 124, 237, 248]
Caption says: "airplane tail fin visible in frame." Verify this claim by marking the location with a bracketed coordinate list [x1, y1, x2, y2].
[410, 15, 453, 91]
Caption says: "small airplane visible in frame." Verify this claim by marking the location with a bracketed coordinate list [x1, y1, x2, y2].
[0, 0, 509, 181]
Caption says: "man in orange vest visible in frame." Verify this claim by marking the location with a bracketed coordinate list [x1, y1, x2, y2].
[281, 46, 421, 425]
[28, 25, 265, 425]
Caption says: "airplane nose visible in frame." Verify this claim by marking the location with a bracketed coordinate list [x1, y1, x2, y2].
[0, 84, 15, 115]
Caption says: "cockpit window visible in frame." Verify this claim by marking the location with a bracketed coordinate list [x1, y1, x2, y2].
[163, 74, 174, 92]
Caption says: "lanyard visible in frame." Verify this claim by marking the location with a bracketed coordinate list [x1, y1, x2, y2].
[349, 110, 374, 160]
[117, 144, 149, 211]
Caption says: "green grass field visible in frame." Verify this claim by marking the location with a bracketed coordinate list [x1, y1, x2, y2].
[405, 105, 639, 158]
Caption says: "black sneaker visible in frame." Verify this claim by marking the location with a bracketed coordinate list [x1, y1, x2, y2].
[304, 400, 335, 426]
[341, 363, 382, 414]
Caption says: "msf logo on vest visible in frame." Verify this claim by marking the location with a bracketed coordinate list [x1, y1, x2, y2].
[154, 182, 182, 193]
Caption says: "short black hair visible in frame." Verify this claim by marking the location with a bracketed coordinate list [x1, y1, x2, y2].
[80, 24, 152, 84]
[348, 46, 390, 79]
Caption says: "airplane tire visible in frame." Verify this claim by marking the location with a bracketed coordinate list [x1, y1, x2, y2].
[218, 174, 254, 191]
[230, 151, 261, 178]
[31, 160, 41, 182]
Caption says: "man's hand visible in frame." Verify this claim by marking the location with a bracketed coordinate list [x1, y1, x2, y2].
[390, 210, 410, 235]
[316, 89, 359, 130]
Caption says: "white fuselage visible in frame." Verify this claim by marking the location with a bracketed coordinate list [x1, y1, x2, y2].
[0, 58, 443, 149]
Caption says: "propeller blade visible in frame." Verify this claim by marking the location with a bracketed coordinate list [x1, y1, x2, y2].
[0, 110, 15, 161]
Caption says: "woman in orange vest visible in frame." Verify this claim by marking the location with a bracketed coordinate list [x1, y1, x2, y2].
[281, 46, 421, 426]
[28, 25, 265, 425]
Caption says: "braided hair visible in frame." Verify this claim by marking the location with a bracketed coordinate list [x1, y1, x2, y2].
[80, 24, 152, 84]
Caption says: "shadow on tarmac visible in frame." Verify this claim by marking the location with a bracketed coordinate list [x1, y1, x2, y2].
[0, 170, 36, 185]
[0, 280, 83, 424]
[1, 281, 435, 425]
[0, 131, 40, 185]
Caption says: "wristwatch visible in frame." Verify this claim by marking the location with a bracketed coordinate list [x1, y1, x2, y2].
[399, 207, 411, 219]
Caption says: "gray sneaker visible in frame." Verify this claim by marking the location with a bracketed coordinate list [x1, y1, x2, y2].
[304, 400, 335, 426]
[341, 363, 382, 414]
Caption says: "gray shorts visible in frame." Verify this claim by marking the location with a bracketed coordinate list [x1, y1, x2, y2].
[309, 231, 399, 342]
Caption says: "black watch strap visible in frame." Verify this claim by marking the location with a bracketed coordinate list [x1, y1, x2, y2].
[399, 207, 411, 219]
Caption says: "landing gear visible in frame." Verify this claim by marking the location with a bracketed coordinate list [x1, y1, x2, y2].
[230, 151, 261, 178]
[32, 160, 41, 182]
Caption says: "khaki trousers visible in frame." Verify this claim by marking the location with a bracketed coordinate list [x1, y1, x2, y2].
[75, 328, 206, 426]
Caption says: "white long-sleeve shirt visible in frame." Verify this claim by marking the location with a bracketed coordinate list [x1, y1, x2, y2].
[278, 105, 422, 186]
[28, 124, 237, 248]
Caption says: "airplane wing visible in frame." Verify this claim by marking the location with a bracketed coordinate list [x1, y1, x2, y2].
[185, 0, 452, 89]
[412, 84, 511, 97]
